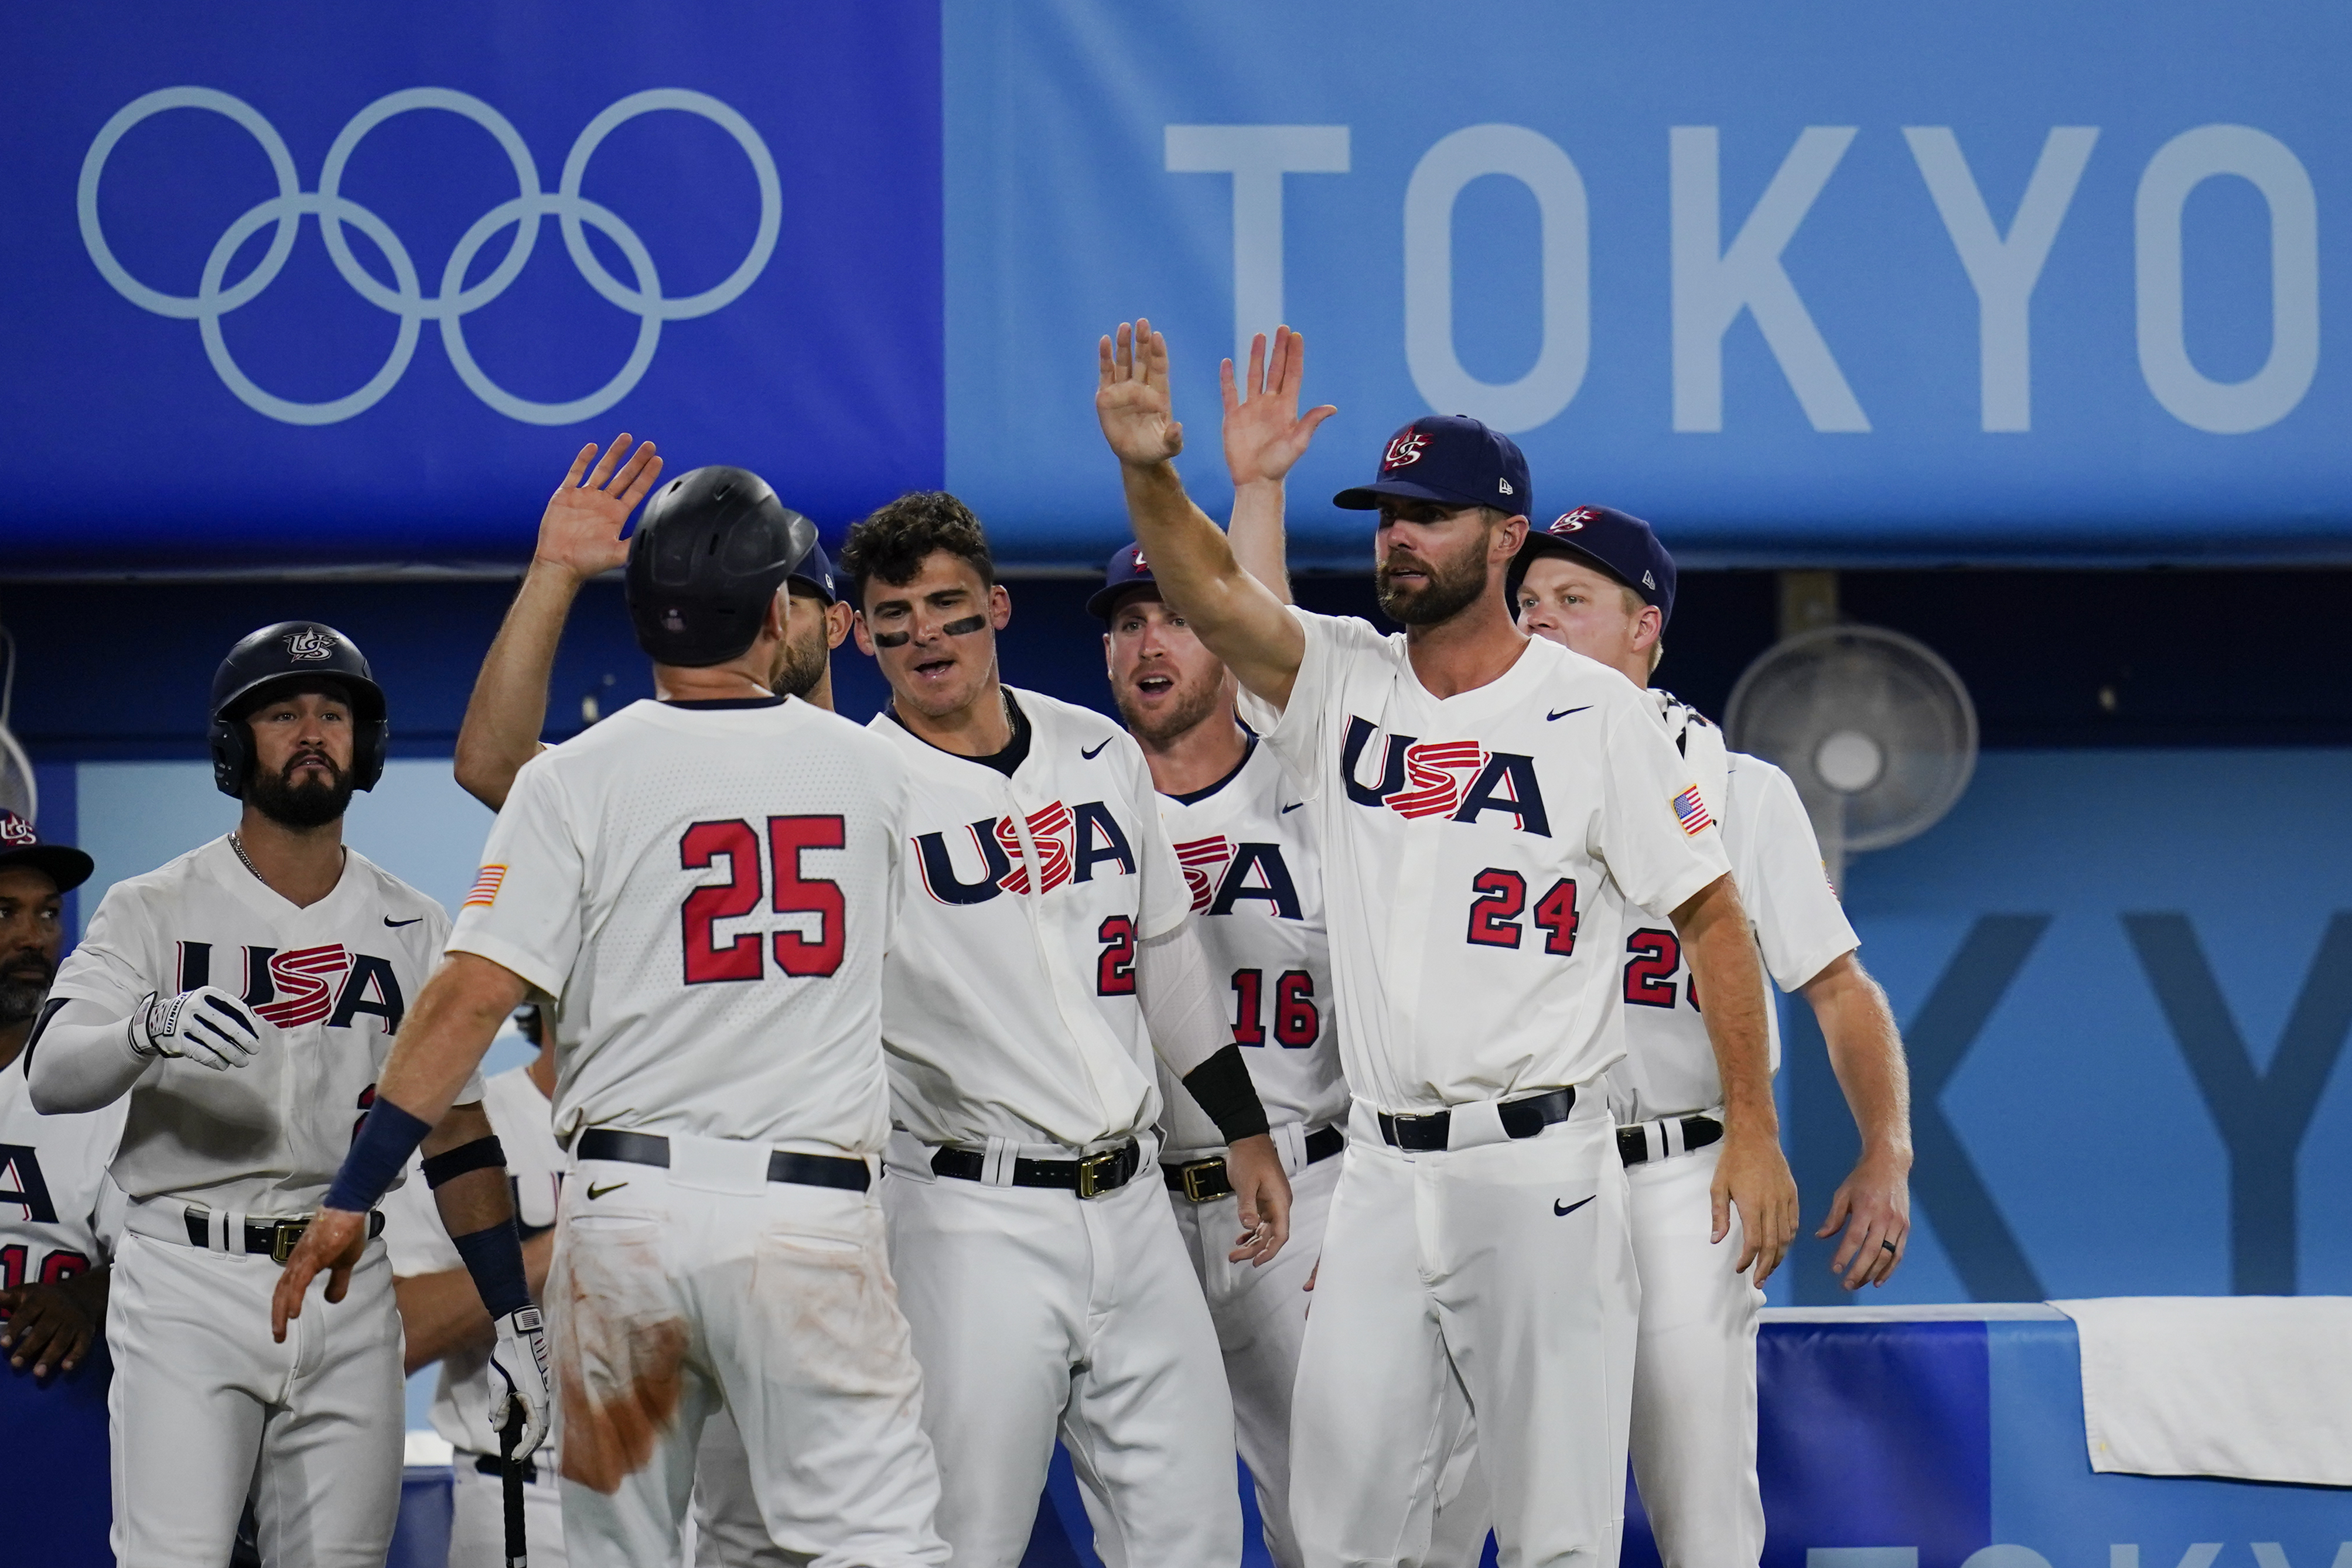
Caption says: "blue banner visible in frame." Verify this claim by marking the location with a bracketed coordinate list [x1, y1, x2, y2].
[944, 0, 2352, 567]
[1, 1, 940, 569]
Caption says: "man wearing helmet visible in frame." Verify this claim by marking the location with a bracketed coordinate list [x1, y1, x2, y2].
[26, 623, 537, 1568]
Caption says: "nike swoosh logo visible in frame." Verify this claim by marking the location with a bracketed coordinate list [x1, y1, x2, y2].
[1553, 1195, 1595, 1217]
[383, 916, 425, 928]
[1281, 802, 1305, 814]
[1546, 706, 1592, 722]
[586, 1181, 629, 1200]
[1081, 739, 1112, 759]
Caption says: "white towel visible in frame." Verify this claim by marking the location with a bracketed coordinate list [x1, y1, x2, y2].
[2052, 1296, 2352, 1486]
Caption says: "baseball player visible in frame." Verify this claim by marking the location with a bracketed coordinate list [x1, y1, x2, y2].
[1082, 325, 1344, 1568]
[0, 812, 123, 1566]
[1097, 319, 1797, 1568]
[25, 623, 537, 1568]
[446, 435, 867, 1568]
[838, 489, 1290, 1568]
[384, 1001, 571, 1566]
[1503, 505, 1912, 1568]
[278, 464, 951, 1568]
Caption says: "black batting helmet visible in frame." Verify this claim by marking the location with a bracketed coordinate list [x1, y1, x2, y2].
[626, 466, 815, 667]
[209, 622, 389, 798]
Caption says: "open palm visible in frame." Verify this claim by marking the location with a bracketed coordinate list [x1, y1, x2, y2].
[1222, 327, 1336, 487]
[535, 433, 664, 580]
[1097, 319, 1186, 464]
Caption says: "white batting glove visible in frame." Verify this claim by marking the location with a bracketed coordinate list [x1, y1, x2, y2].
[128, 986, 260, 1071]
[487, 1306, 553, 1459]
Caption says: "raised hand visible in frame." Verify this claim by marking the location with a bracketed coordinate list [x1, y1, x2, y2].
[1096, 319, 1185, 466]
[536, 434, 664, 582]
[1221, 327, 1337, 488]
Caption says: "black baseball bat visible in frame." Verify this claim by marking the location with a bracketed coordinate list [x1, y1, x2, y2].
[501, 1405, 529, 1568]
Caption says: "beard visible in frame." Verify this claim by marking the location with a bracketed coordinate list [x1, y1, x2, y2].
[775, 623, 829, 699]
[1114, 667, 1227, 747]
[0, 954, 54, 1026]
[247, 750, 354, 829]
[1374, 531, 1493, 627]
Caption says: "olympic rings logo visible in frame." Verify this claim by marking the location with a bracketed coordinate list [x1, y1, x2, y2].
[78, 87, 780, 427]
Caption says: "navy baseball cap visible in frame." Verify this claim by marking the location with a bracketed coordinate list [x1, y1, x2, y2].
[785, 537, 838, 606]
[1508, 505, 1679, 626]
[1333, 415, 1532, 520]
[1086, 541, 1158, 620]
[0, 809, 92, 892]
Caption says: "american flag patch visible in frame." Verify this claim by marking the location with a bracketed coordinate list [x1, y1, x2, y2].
[465, 865, 507, 908]
[1672, 787, 1714, 835]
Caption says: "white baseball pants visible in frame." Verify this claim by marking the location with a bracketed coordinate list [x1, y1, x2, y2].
[1289, 1095, 1637, 1568]
[106, 1228, 405, 1568]
[449, 1454, 569, 1568]
[688, 1404, 793, 1567]
[548, 1137, 948, 1568]
[1165, 1144, 1341, 1568]
[883, 1150, 1242, 1568]
[1421, 1136, 1763, 1568]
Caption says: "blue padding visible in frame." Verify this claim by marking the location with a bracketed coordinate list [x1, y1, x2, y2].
[1759, 1320, 1992, 1568]
[0, 1340, 113, 1566]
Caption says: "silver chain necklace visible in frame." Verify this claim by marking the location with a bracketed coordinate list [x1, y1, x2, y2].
[227, 832, 343, 887]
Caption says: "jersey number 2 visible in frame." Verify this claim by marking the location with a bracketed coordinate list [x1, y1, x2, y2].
[680, 817, 846, 984]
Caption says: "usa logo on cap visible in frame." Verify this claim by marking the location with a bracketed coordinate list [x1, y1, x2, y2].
[0, 811, 35, 848]
[1552, 508, 1596, 534]
[1382, 433, 1430, 470]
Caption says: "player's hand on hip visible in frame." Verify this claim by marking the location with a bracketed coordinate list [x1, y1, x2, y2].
[1711, 1126, 1799, 1287]
[0, 1282, 98, 1377]
[128, 986, 260, 1071]
[1818, 1150, 1911, 1289]
[1097, 319, 1186, 466]
[1220, 326, 1338, 488]
[1223, 1133, 1293, 1266]
[537, 433, 663, 581]
[488, 1306, 554, 1458]
[269, 1207, 368, 1342]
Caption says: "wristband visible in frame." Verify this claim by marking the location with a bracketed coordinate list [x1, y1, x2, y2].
[450, 1220, 534, 1320]
[323, 1099, 433, 1216]
[1181, 1043, 1271, 1146]
[422, 1135, 507, 1189]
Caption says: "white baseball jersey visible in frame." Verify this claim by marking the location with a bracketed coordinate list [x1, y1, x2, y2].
[43, 839, 456, 1213]
[1606, 695, 1859, 1125]
[868, 686, 1192, 1151]
[381, 1063, 565, 1458]
[1153, 736, 1344, 1157]
[0, 1057, 126, 1287]
[448, 696, 906, 1156]
[1236, 611, 1730, 1111]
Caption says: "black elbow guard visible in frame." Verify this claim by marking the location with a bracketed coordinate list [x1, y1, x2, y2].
[1181, 1043, 1270, 1146]
[422, 1135, 507, 1188]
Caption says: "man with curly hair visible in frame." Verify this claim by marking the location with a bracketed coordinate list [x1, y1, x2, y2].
[839, 490, 1291, 1568]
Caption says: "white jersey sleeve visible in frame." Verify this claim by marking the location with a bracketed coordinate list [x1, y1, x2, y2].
[446, 755, 584, 999]
[1595, 694, 1732, 920]
[0, 1061, 128, 1281]
[1234, 607, 1384, 798]
[1122, 739, 1194, 942]
[1736, 759, 1859, 992]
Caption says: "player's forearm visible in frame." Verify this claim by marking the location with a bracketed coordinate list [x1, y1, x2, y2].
[1806, 954, 1913, 1165]
[1138, 922, 1271, 1144]
[1227, 479, 1295, 604]
[1672, 876, 1777, 1136]
[376, 955, 530, 1129]
[453, 561, 578, 811]
[1119, 459, 1304, 706]
[394, 1268, 496, 1372]
[24, 1000, 149, 1113]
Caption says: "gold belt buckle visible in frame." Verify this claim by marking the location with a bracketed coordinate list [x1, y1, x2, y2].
[270, 1220, 308, 1265]
[1180, 1157, 1226, 1204]
[1076, 1150, 1119, 1199]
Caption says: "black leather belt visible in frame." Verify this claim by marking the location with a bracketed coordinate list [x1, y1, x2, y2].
[1165, 1125, 1345, 1203]
[185, 1208, 384, 1264]
[575, 1128, 871, 1193]
[1377, 1087, 1576, 1153]
[475, 1453, 543, 1485]
[931, 1139, 1141, 1198]
[1617, 1114, 1724, 1166]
